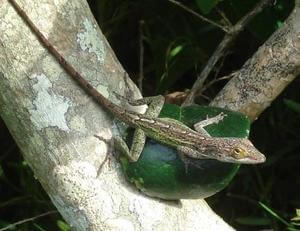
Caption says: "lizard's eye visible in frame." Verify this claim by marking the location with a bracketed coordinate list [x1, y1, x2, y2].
[233, 147, 245, 158]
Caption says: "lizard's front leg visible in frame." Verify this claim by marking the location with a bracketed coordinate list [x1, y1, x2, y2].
[114, 94, 165, 161]
[194, 112, 227, 136]
[176, 112, 228, 171]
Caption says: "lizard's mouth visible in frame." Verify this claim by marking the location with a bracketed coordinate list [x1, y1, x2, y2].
[216, 154, 266, 164]
[254, 154, 266, 163]
[238, 154, 266, 164]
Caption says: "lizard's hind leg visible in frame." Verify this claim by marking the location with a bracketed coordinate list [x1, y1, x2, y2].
[94, 135, 114, 176]
[112, 129, 146, 162]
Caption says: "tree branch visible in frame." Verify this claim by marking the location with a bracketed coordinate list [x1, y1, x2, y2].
[211, 2, 300, 120]
[183, 0, 273, 106]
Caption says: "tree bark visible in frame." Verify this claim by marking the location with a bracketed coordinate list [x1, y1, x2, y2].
[0, 0, 299, 230]
[211, 1, 300, 120]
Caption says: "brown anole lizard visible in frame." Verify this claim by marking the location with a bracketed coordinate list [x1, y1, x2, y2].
[8, 0, 266, 164]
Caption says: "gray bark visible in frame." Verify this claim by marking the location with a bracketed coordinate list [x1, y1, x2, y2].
[211, 2, 300, 119]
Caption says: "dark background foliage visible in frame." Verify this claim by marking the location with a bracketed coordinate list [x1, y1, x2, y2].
[1, 0, 299, 230]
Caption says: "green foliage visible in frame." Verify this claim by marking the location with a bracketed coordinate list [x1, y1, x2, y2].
[57, 220, 71, 231]
[0, 164, 3, 178]
[195, 0, 224, 14]
[291, 209, 300, 227]
[259, 202, 300, 230]
[0, 125, 63, 230]
[89, 0, 294, 96]
[235, 216, 270, 226]
[284, 99, 300, 114]
[230, 0, 293, 40]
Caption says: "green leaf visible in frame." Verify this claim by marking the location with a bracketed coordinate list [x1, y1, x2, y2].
[157, 42, 205, 93]
[195, 0, 223, 14]
[169, 45, 184, 59]
[230, 0, 293, 40]
[33, 223, 47, 231]
[284, 99, 300, 114]
[296, 209, 300, 217]
[57, 220, 71, 231]
[291, 209, 300, 222]
[235, 217, 271, 225]
[259, 202, 290, 226]
[0, 165, 3, 178]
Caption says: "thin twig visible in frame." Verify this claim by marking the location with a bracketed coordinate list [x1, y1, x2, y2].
[137, 20, 145, 92]
[193, 54, 229, 100]
[182, 0, 273, 106]
[216, 8, 232, 27]
[227, 193, 260, 205]
[0, 210, 58, 231]
[167, 0, 229, 33]
[197, 73, 234, 95]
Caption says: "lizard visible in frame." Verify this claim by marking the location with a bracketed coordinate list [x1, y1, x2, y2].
[8, 0, 266, 165]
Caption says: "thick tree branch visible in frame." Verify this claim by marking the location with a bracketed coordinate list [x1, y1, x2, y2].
[211, 2, 300, 120]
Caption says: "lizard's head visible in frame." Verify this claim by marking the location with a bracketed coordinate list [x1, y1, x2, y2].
[206, 138, 266, 164]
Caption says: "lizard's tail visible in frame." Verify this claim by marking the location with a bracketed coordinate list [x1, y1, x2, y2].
[9, 0, 120, 117]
